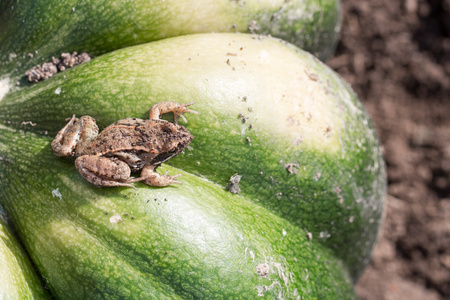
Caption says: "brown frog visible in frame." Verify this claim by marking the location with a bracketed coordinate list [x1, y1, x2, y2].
[51, 101, 199, 188]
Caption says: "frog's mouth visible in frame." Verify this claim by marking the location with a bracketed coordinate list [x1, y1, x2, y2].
[152, 144, 185, 165]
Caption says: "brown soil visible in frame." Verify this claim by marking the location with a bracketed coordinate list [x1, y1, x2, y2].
[327, 0, 450, 299]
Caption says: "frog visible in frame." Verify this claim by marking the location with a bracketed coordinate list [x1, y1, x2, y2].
[51, 101, 199, 189]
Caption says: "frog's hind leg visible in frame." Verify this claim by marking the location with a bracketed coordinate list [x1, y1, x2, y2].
[51, 115, 99, 157]
[139, 164, 182, 187]
[52, 115, 79, 156]
[75, 155, 143, 189]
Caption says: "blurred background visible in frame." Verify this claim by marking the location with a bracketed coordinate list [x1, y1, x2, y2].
[327, 1, 450, 299]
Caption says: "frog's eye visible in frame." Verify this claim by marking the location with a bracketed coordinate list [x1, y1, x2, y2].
[162, 122, 178, 133]
[164, 142, 178, 153]
[168, 146, 178, 153]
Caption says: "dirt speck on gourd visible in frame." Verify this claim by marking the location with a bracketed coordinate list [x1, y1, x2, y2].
[304, 70, 318, 81]
[284, 163, 299, 174]
[238, 113, 249, 123]
[109, 214, 122, 223]
[256, 263, 270, 277]
[248, 20, 260, 33]
[51, 188, 62, 200]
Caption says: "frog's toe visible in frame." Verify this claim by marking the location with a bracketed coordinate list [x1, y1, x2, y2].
[142, 172, 182, 187]
[174, 103, 199, 124]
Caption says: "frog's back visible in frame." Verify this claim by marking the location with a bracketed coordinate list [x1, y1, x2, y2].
[80, 118, 146, 155]
[81, 118, 190, 157]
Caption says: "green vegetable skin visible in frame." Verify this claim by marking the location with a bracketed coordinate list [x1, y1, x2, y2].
[0, 0, 340, 80]
[0, 34, 385, 298]
[0, 208, 50, 299]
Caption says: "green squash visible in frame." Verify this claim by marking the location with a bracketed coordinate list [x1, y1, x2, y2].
[0, 207, 50, 299]
[0, 0, 341, 81]
[0, 33, 385, 299]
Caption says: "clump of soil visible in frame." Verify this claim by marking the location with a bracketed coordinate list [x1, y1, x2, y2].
[327, 1, 450, 299]
[25, 52, 91, 82]
[227, 173, 242, 194]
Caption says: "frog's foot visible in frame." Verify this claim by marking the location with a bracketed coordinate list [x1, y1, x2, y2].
[139, 164, 182, 187]
[75, 156, 139, 189]
[149, 101, 199, 124]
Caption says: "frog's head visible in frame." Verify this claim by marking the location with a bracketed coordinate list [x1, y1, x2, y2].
[152, 120, 193, 166]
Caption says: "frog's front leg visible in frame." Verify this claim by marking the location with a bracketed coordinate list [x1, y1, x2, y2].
[140, 164, 182, 187]
[52, 115, 99, 157]
[149, 101, 199, 124]
[75, 155, 143, 189]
